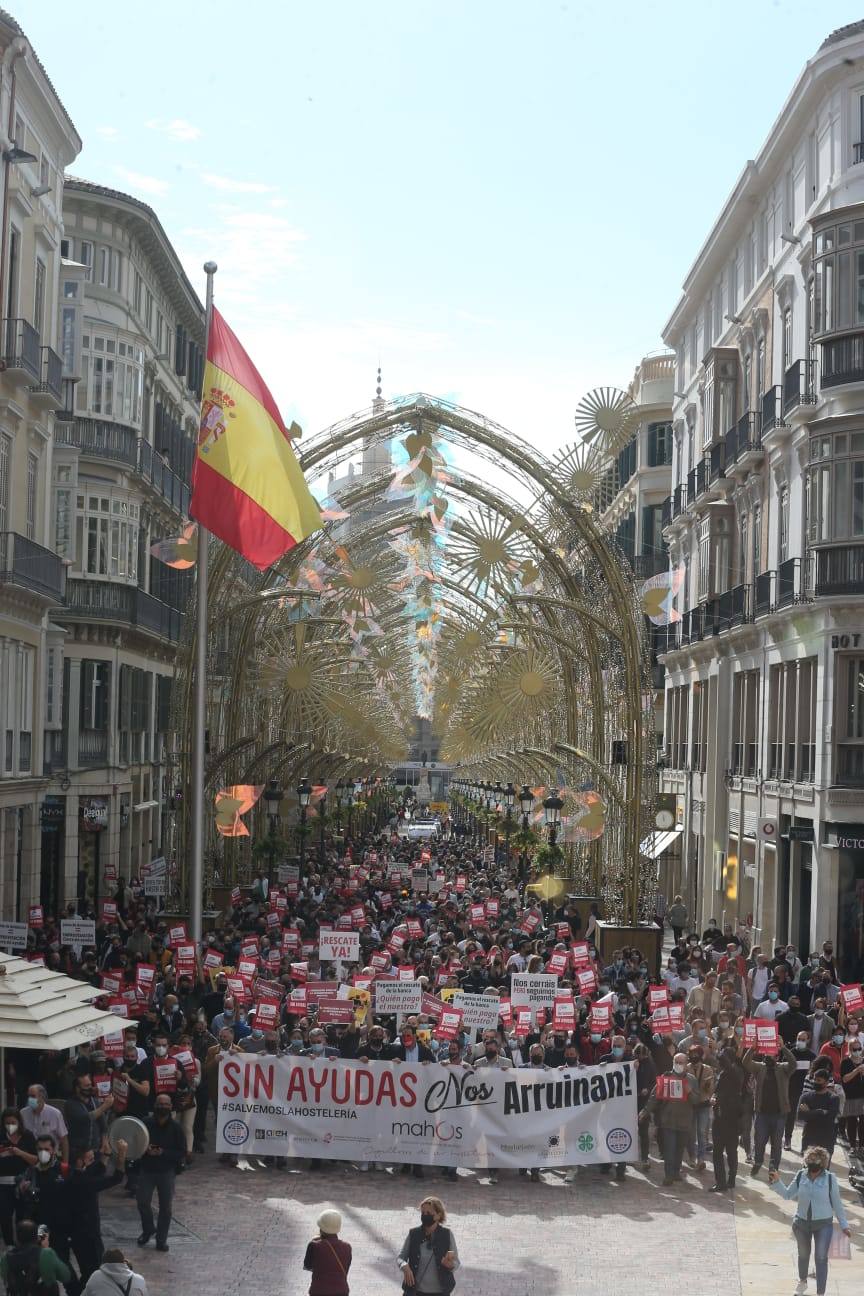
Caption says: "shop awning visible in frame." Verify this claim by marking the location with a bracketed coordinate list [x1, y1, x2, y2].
[0, 953, 126, 1050]
[639, 827, 683, 860]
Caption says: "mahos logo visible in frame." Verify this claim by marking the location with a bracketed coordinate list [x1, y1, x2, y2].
[606, 1127, 632, 1155]
[223, 1119, 249, 1146]
[391, 1119, 463, 1142]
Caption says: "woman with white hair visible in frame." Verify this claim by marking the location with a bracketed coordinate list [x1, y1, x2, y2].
[769, 1145, 851, 1295]
[303, 1209, 351, 1296]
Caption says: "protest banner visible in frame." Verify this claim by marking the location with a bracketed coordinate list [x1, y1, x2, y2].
[60, 917, 96, 952]
[552, 993, 576, 1032]
[168, 922, 188, 946]
[0, 922, 27, 952]
[840, 983, 864, 1015]
[510, 973, 559, 1009]
[316, 999, 354, 1026]
[453, 992, 502, 1031]
[434, 1007, 464, 1042]
[100, 901, 117, 924]
[648, 985, 670, 1011]
[411, 870, 430, 893]
[514, 1006, 533, 1037]
[153, 1061, 178, 1094]
[374, 980, 423, 1016]
[668, 1003, 685, 1031]
[319, 929, 361, 963]
[144, 875, 167, 897]
[570, 942, 592, 970]
[277, 864, 300, 884]
[742, 1019, 779, 1054]
[343, 986, 371, 1026]
[397, 965, 416, 982]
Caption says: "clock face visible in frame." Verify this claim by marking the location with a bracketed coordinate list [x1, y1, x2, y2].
[655, 809, 675, 831]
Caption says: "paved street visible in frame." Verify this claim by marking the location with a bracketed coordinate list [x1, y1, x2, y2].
[98, 1143, 864, 1295]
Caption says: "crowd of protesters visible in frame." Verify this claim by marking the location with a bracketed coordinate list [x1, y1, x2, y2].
[0, 812, 860, 1293]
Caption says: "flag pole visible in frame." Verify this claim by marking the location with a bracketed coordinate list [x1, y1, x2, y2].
[190, 260, 217, 949]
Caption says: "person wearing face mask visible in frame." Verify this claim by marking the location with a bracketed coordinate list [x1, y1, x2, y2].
[0, 1106, 37, 1244]
[753, 981, 790, 1022]
[747, 956, 772, 1007]
[65, 1075, 114, 1166]
[211, 997, 251, 1043]
[640, 1052, 698, 1185]
[779, 997, 810, 1047]
[518, 1046, 550, 1182]
[709, 1048, 748, 1192]
[685, 1045, 714, 1172]
[471, 1037, 513, 1185]
[839, 1036, 864, 1151]
[806, 999, 835, 1053]
[398, 1197, 459, 1295]
[136, 1099, 185, 1252]
[204, 1030, 241, 1164]
[785, 1034, 816, 1151]
[598, 1036, 634, 1181]
[19, 1086, 69, 1167]
[303, 1028, 340, 1061]
[239, 1010, 268, 1054]
[14, 1135, 69, 1261]
[768, 1145, 850, 1296]
[743, 1042, 798, 1176]
[817, 1026, 846, 1082]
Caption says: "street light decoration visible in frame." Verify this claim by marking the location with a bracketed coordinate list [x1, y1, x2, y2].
[214, 785, 264, 837]
[573, 386, 640, 455]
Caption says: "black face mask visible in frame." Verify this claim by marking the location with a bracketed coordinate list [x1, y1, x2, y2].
[420, 1211, 436, 1228]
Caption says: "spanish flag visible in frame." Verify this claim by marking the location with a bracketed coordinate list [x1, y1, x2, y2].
[190, 309, 321, 569]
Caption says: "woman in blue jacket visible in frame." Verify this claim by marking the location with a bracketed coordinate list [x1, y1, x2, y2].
[768, 1145, 851, 1296]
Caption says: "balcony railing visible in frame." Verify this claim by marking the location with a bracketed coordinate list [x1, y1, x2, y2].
[776, 556, 802, 607]
[709, 441, 726, 482]
[42, 730, 66, 776]
[813, 543, 864, 595]
[54, 419, 192, 514]
[734, 411, 762, 460]
[686, 466, 697, 504]
[820, 332, 864, 389]
[62, 579, 183, 641]
[754, 570, 774, 614]
[30, 347, 64, 401]
[2, 317, 40, 380]
[78, 729, 108, 766]
[673, 482, 687, 517]
[716, 583, 751, 631]
[836, 745, 864, 787]
[661, 496, 672, 528]
[0, 532, 66, 602]
[783, 359, 817, 414]
[632, 553, 668, 579]
[761, 385, 784, 433]
[18, 731, 31, 773]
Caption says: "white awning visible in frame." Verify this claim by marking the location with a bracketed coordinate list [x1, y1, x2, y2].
[639, 827, 683, 860]
[0, 953, 128, 1050]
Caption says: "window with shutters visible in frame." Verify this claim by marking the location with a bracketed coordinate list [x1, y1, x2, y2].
[26, 453, 37, 540]
[156, 675, 172, 733]
[0, 433, 10, 534]
[647, 421, 673, 467]
[80, 661, 109, 730]
[33, 258, 46, 336]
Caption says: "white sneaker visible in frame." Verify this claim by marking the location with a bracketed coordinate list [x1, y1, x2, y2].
[794, 1280, 807, 1295]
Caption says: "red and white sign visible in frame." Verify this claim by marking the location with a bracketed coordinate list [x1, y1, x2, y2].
[555, 922, 571, 941]
[434, 1007, 463, 1041]
[546, 951, 569, 978]
[28, 905, 44, 929]
[498, 998, 513, 1027]
[485, 899, 499, 921]
[576, 968, 597, 996]
[552, 993, 576, 1032]
[570, 942, 592, 970]
[100, 972, 121, 996]
[514, 1006, 533, 1037]
[589, 1002, 612, 1034]
[281, 929, 300, 951]
[171, 1048, 196, 1083]
[254, 1001, 280, 1031]
[153, 1060, 178, 1094]
[316, 999, 354, 1026]
[648, 984, 670, 1012]
[840, 983, 864, 1016]
[100, 901, 118, 924]
[743, 1018, 779, 1054]
[290, 962, 308, 984]
[168, 922, 188, 947]
[470, 903, 486, 927]
[230, 887, 242, 907]
[397, 965, 416, 982]
[350, 904, 366, 929]
[519, 911, 542, 937]
[240, 938, 260, 959]
[238, 958, 258, 980]
[455, 874, 467, 894]
[656, 1073, 687, 1101]
[135, 964, 155, 996]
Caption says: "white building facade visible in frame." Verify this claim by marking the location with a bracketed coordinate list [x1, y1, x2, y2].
[41, 179, 204, 912]
[660, 20, 864, 979]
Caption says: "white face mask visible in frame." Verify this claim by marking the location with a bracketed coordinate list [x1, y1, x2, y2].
[4, 1123, 17, 1135]
[37, 1150, 52, 1165]
[154, 1046, 168, 1057]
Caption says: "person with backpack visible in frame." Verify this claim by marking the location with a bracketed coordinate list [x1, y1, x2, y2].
[303, 1209, 352, 1296]
[0, 1219, 71, 1296]
[769, 1145, 851, 1296]
[82, 1248, 148, 1296]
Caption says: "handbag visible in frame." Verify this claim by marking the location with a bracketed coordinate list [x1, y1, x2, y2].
[828, 1225, 851, 1260]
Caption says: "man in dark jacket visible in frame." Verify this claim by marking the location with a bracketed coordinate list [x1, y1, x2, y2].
[66, 1140, 127, 1292]
[136, 1098, 185, 1252]
[710, 1048, 748, 1192]
[386, 1027, 436, 1063]
[15, 1135, 69, 1261]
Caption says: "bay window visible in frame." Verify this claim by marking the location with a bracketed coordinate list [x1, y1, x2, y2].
[807, 430, 864, 542]
[73, 489, 140, 582]
[78, 330, 144, 427]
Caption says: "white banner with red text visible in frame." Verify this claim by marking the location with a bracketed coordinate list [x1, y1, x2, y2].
[216, 1055, 637, 1168]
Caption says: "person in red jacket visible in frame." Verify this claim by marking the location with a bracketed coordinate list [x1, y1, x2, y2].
[303, 1210, 352, 1296]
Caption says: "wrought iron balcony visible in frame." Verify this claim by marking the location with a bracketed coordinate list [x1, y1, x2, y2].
[783, 359, 817, 415]
[776, 556, 802, 607]
[632, 553, 669, 579]
[29, 346, 64, 402]
[761, 386, 784, 433]
[0, 532, 66, 603]
[716, 583, 751, 631]
[820, 331, 864, 390]
[54, 419, 191, 514]
[709, 442, 726, 483]
[62, 579, 183, 641]
[673, 482, 687, 518]
[2, 317, 40, 381]
[661, 495, 672, 528]
[732, 411, 762, 461]
[813, 543, 864, 596]
[754, 570, 774, 615]
[686, 466, 697, 504]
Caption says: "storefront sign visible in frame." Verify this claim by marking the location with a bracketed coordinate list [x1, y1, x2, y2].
[787, 824, 815, 843]
[827, 823, 864, 851]
[81, 798, 108, 832]
[216, 1055, 637, 1168]
[40, 797, 65, 832]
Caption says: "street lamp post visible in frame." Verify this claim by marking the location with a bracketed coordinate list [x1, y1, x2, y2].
[334, 781, 344, 833]
[543, 788, 564, 847]
[297, 777, 311, 881]
[318, 785, 327, 865]
[261, 778, 283, 888]
[493, 782, 503, 864]
[518, 784, 534, 882]
[343, 784, 354, 838]
[503, 781, 515, 870]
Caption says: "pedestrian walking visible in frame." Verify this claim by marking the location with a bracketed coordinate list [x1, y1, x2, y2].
[667, 896, 688, 943]
[136, 1098, 185, 1253]
[398, 1197, 459, 1294]
[303, 1209, 351, 1296]
[769, 1146, 851, 1296]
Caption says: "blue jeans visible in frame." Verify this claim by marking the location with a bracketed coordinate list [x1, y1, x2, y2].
[753, 1113, 785, 1170]
[661, 1127, 687, 1180]
[793, 1219, 833, 1293]
[693, 1105, 711, 1161]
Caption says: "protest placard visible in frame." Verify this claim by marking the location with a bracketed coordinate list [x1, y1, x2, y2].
[510, 973, 558, 1022]
[374, 979, 423, 1015]
[319, 929, 361, 962]
[0, 922, 27, 952]
[60, 917, 96, 952]
[453, 992, 502, 1031]
[743, 1018, 779, 1054]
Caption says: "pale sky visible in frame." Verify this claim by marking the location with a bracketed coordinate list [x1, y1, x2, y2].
[23, 0, 864, 454]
